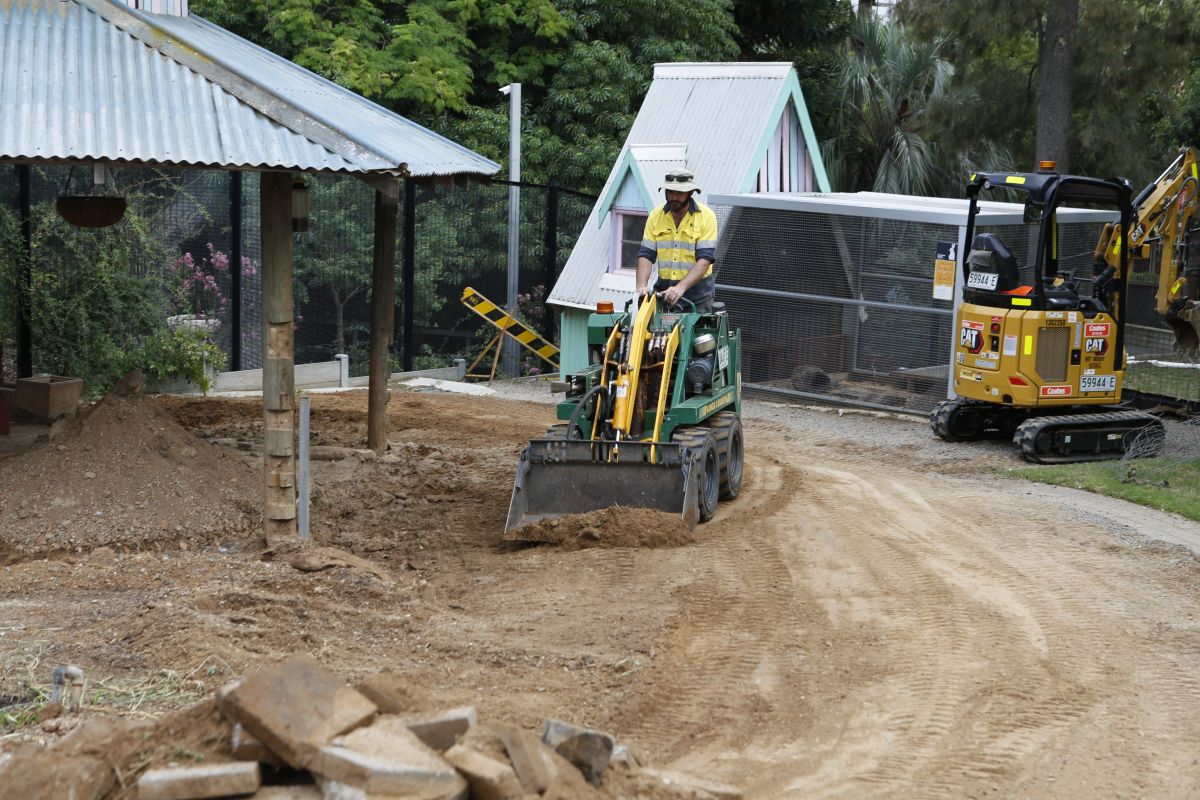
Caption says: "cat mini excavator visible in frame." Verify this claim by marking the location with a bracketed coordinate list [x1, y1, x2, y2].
[931, 148, 1199, 463]
[504, 293, 744, 537]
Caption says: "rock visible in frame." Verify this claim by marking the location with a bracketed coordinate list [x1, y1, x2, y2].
[403, 706, 477, 751]
[309, 716, 467, 799]
[638, 768, 743, 800]
[136, 762, 261, 800]
[288, 548, 392, 582]
[610, 743, 642, 769]
[443, 744, 523, 800]
[88, 546, 117, 565]
[218, 655, 378, 769]
[539, 719, 614, 786]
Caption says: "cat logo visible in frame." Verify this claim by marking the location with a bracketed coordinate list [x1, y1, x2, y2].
[1085, 337, 1108, 355]
[959, 324, 984, 354]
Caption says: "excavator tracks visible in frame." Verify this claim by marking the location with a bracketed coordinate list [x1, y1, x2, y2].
[1013, 410, 1165, 464]
[930, 397, 1026, 442]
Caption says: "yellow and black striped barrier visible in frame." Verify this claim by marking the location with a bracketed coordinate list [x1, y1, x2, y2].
[461, 287, 559, 382]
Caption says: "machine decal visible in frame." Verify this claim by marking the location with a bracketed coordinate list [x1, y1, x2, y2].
[960, 322, 984, 353]
[974, 358, 997, 370]
[1080, 375, 1117, 392]
[1085, 323, 1111, 337]
[1047, 311, 1065, 319]
[1012, 298, 1031, 306]
[1068, 312, 1078, 322]
[1003, 335, 1018, 356]
[1040, 385, 1072, 397]
[717, 346, 729, 371]
[1085, 337, 1109, 355]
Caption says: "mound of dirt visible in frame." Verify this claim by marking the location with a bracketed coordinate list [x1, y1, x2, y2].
[0, 391, 258, 561]
[512, 507, 696, 550]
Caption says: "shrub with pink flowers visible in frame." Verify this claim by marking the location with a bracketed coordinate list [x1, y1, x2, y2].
[170, 243, 230, 318]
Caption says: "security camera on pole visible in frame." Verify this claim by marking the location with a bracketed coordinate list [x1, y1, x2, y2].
[500, 83, 521, 378]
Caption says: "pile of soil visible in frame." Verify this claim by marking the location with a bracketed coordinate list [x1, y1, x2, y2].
[0, 391, 258, 561]
[512, 507, 696, 550]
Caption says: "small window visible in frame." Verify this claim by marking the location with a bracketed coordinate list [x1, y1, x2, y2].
[610, 208, 648, 273]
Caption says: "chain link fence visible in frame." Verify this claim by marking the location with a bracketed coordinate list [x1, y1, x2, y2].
[0, 165, 592, 390]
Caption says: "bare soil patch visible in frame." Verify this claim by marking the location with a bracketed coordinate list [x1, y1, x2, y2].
[513, 507, 696, 550]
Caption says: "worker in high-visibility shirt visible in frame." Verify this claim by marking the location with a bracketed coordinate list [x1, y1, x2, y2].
[635, 169, 718, 312]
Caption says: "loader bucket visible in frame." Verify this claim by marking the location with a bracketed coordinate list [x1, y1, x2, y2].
[504, 438, 702, 540]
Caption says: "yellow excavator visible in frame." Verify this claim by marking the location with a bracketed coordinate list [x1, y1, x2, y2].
[932, 147, 1199, 462]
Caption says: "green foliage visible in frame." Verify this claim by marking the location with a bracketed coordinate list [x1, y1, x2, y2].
[823, 13, 961, 195]
[138, 327, 228, 394]
[898, 0, 1200, 188]
[16, 201, 169, 397]
[1010, 457, 1200, 523]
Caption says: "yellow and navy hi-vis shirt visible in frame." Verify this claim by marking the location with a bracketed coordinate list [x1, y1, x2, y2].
[638, 198, 718, 303]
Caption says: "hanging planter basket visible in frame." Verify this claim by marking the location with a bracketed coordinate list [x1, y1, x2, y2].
[55, 196, 128, 228]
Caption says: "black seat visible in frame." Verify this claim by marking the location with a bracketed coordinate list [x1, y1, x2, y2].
[967, 233, 1021, 292]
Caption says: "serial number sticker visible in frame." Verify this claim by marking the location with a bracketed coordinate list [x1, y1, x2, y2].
[717, 346, 729, 371]
[974, 358, 998, 370]
[1080, 374, 1117, 392]
[1003, 335, 1018, 356]
[967, 271, 999, 290]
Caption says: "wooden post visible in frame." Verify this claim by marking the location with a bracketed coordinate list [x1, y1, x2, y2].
[261, 172, 296, 543]
[368, 180, 399, 453]
[401, 179, 416, 372]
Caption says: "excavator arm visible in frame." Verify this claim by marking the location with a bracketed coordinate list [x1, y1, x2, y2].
[1094, 147, 1200, 349]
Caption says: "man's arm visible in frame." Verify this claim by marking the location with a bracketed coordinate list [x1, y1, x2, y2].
[636, 215, 658, 295]
[661, 258, 713, 305]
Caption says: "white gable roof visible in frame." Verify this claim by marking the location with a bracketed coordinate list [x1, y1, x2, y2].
[549, 62, 829, 310]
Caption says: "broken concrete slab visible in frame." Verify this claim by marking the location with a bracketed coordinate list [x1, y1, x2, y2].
[638, 767, 743, 800]
[249, 785, 323, 799]
[309, 716, 467, 799]
[442, 744, 523, 800]
[353, 673, 415, 714]
[232, 722, 283, 766]
[403, 706, 477, 751]
[135, 761, 261, 800]
[0, 747, 111, 800]
[219, 655, 378, 769]
[539, 719, 614, 786]
[500, 727, 560, 794]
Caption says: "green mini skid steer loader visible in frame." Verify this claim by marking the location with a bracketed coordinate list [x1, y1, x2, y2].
[504, 293, 745, 538]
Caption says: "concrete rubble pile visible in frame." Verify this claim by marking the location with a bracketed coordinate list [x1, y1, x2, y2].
[3, 654, 744, 800]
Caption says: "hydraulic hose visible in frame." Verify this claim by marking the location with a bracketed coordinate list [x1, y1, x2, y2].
[567, 384, 607, 440]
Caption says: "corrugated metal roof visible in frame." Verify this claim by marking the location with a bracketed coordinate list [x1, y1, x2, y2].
[712, 191, 1119, 226]
[549, 62, 827, 310]
[0, 0, 500, 177]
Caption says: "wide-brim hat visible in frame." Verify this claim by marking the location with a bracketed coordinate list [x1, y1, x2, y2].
[661, 169, 699, 194]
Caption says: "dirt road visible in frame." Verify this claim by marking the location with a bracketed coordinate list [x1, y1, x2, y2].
[2, 388, 1198, 798]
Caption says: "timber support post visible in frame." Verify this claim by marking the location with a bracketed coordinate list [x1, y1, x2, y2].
[261, 171, 297, 543]
[368, 180, 400, 453]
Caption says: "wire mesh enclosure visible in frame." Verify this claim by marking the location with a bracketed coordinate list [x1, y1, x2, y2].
[0, 165, 591, 392]
[710, 192, 1119, 414]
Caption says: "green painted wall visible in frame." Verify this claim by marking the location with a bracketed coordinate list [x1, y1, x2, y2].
[558, 309, 590, 376]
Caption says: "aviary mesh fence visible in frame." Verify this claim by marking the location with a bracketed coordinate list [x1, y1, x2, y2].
[713, 205, 1122, 415]
[0, 165, 591, 389]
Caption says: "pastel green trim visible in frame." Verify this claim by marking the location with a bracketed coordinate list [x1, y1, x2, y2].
[739, 71, 830, 193]
[596, 149, 655, 228]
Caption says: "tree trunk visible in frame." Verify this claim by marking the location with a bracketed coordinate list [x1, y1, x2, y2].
[331, 285, 346, 355]
[1035, 0, 1079, 172]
